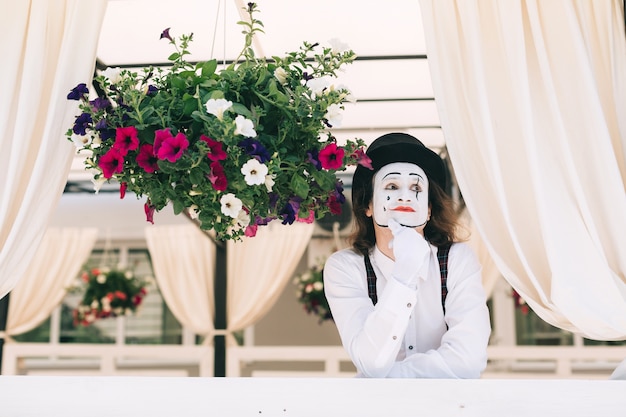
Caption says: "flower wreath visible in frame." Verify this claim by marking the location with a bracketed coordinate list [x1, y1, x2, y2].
[293, 259, 333, 324]
[71, 267, 149, 326]
[66, 3, 372, 241]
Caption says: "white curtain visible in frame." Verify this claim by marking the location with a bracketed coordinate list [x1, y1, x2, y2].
[0, 0, 108, 298]
[145, 224, 216, 337]
[227, 222, 314, 330]
[420, 0, 626, 339]
[6, 227, 97, 336]
[145, 221, 314, 341]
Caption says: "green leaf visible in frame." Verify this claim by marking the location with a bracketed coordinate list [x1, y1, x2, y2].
[201, 60, 218, 77]
[311, 169, 336, 190]
[168, 52, 180, 61]
[232, 103, 252, 118]
[291, 174, 310, 199]
[172, 199, 185, 215]
[189, 168, 205, 185]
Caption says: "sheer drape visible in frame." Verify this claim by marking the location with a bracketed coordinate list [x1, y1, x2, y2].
[145, 224, 216, 337]
[420, 0, 626, 339]
[145, 222, 314, 340]
[0, 0, 107, 298]
[6, 228, 98, 336]
[227, 222, 314, 331]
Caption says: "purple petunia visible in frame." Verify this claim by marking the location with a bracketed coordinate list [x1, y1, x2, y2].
[238, 138, 270, 163]
[307, 149, 322, 170]
[73, 112, 92, 135]
[90, 97, 111, 111]
[67, 83, 89, 100]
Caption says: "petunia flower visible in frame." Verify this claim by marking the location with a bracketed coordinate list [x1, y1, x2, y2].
[318, 142, 345, 170]
[264, 174, 275, 192]
[241, 158, 268, 186]
[234, 115, 257, 137]
[119, 182, 127, 199]
[157, 132, 189, 162]
[113, 126, 139, 155]
[98, 147, 125, 179]
[324, 103, 343, 128]
[90, 97, 111, 111]
[326, 194, 342, 215]
[244, 224, 258, 237]
[205, 98, 232, 121]
[328, 38, 351, 54]
[73, 112, 92, 136]
[144, 201, 156, 224]
[274, 67, 288, 85]
[296, 210, 315, 224]
[238, 138, 270, 163]
[307, 149, 322, 170]
[153, 128, 171, 154]
[220, 193, 243, 218]
[101, 67, 122, 84]
[352, 148, 373, 170]
[136, 144, 159, 173]
[67, 83, 89, 100]
[208, 161, 228, 191]
[200, 135, 227, 161]
[280, 202, 296, 225]
[160, 27, 173, 42]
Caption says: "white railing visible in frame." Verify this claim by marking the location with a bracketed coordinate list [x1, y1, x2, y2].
[1, 375, 625, 416]
[3, 342, 626, 379]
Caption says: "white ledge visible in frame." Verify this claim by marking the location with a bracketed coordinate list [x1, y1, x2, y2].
[1, 376, 625, 416]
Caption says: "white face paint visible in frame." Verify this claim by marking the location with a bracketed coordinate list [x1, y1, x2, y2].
[371, 162, 429, 228]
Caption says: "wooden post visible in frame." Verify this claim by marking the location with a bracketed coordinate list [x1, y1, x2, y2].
[0, 293, 10, 374]
[214, 240, 227, 377]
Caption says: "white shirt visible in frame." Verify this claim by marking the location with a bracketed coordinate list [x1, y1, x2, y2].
[323, 242, 491, 378]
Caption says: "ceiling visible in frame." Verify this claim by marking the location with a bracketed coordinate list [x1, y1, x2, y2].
[68, 0, 443, 183]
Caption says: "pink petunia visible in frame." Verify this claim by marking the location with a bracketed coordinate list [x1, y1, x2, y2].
[318, 143, 345, 170]
[296, 210, 315, 224]
[207, 161, 228, 191]
[98, 147, 125, 179]
[352, 148, 373, 170]
[157, 132, 189, 162]
[326, 194, 342, 215]
[153, 128, 171, 154]
[113, 126, 139, 155]
[144, 201, 156, 224]
[120, 182, 127, 199]
[136, 144, 159, 173]
[200, 134, 228, 161]
[244, 224, 258, 237]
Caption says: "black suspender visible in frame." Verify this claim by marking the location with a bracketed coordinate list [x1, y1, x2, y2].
[364, 244, 452, 314]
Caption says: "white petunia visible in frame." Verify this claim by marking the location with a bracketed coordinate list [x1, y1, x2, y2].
[306, 76, 332, 97]
[328, 38, 350, 54]
[71, 133, 90, 149]
[101, 67, 122, 84]
[235, 209, 251, 228]
[325, 103, 343, 128]
[264, 174, 275, 192]
[205, 98, 233, 120]
[274, 67, 288, 85]
[96, 274, 107, 284]
[92, 176, 106, 194]
[220, 193, 243, 218]
[313, 281, 324, 291]
[234, 115, 257, 137]
[187, 205, 200, 219]
[241, 159, 268, 186]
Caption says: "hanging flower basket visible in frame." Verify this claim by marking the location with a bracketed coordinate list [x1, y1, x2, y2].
[293, 259, 332, 324]
[66, 3, 371, 241]
[70, 267, 149, 326]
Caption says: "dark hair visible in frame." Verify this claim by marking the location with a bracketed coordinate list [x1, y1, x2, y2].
[349, 173, 460, 256]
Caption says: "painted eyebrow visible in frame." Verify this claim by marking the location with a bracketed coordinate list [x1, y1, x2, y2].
[381, 172, 424, 180]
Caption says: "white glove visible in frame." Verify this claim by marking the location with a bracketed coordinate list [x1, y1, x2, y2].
[388, 218, 431, 287]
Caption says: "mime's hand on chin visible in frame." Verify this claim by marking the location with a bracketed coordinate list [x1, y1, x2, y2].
[388, 218, 431, 288]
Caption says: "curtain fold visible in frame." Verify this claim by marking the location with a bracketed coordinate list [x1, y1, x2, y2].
[227, 222, 314, 331]
[0, 0, 108, 298]
[145, 224, 216, 336]
[6, 227, 98, 335]
[420, 0, 626, 339]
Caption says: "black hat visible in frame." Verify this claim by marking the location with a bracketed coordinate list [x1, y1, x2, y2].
[352, 132, 447, 192]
